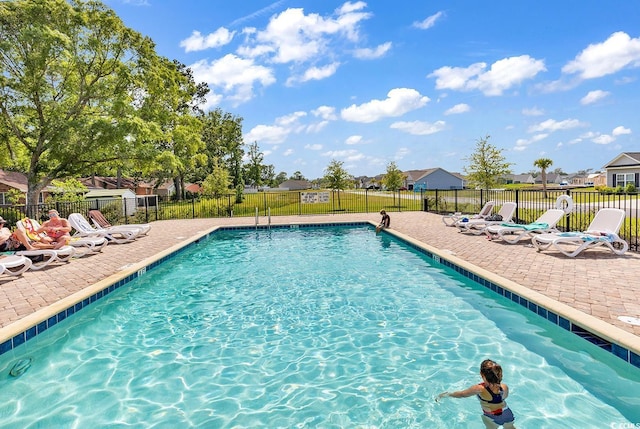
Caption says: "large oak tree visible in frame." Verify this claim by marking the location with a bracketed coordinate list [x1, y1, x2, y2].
[0, 0, 168, 205]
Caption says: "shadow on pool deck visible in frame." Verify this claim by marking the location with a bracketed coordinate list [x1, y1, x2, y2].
[1, 212, 639, 342]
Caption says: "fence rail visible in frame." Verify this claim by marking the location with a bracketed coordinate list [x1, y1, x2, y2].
[1, 188, 638, 252]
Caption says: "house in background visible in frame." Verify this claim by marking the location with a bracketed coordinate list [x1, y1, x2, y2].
[603, 152, 640, 188]
[402, 170, 428, 190]
[0, 170, 48, 205]
[185, 183, 202, 194]
[534, 172, 568, 185]
[412, 168, 464, 191]
[84, 188, 138, 215]
[278, 180, 312, 191]
[502, 174, 535, 185]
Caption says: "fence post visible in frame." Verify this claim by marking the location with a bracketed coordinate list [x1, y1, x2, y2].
[192, 197, 195, 219]
[454, 189, 459, 213]
[514, 189, 520, 222]
[365, 189, 368, 213]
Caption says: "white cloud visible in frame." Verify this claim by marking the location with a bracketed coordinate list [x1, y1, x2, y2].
[246, 4, 372, 64]
[321, 149, 365, 162]
[337, 1, 367, 15]
[390, 120, 446, 135]
[581, 126, 630, 145]
[513, 133, 548, 151]
[612, 125, 631, 136]
[394, 147, 411, 160]
[345, 135, 364, 145]
[190, 54, 275, 105]
[283, 149, 294, 156]
[305, 144, 323, 150]
[592, 134, 615, 145]
[562, 32, 640, 79]
[429, 55, 546, 96]
[413, 11, 444, 30]
[353, 42, 392, 59]
[527, 118, 586, 133]
[180, 28, 235, 52]
[444, 103, 470, 115]
[341, 88, 430, 123]
[522, 107, 544, 116]
[311, 105, 337, 120]
[306, 121, 329, 133]
[244, 124, 290, 144]
[580, 90, 610, 105]
[276, 111, 306, 126]
[287, 62, 340, 86]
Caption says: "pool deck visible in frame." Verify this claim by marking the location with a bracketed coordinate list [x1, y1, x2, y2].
[2, 212, 640, 348]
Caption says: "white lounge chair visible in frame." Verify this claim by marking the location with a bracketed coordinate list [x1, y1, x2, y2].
[442, 201, 495, 226]
[531, 208, 628, 257]
[88, 210, 151, 236]
[455, 202, 517, 235]
[68, 213, 138, 244]
[485, 208, 565, 244]
[11, 218, 75, 269]
[0, 254, 33, 276]
[15, 246, 75, 270]
[17, 218, 107, 257]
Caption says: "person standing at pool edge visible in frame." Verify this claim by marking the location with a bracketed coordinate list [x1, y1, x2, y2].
[437, 359, 516, 429]
[376, 210, 390, 233]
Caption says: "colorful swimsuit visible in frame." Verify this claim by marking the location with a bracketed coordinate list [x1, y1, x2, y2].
[477, 383, 515, 425]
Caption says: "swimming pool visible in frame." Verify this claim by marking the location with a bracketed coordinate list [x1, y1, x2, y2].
[0, 225, 639, 427]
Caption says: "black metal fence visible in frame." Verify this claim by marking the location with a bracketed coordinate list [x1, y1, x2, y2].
[427, 188, 640, 252]
[1, 188, 638, 252]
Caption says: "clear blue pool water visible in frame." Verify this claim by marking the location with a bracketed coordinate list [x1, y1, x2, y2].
[0, 226, 639, 428]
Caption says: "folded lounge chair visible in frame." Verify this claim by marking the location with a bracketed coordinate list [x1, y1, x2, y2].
[68, 213, 138, 244]
[0, 254, 33, 276]
[88, 210, 150, 236]
[531, 208, 628, 257]
[485, 208, 565, 244]
[442, 201, 495, 226]
[18, 218, 107, 257]
[455, 202, 517, 235]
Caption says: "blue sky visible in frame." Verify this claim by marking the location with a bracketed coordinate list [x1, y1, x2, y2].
[106, 0, 640, 179]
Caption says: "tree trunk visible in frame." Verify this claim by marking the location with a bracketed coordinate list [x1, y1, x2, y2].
[173, 176, 182, 201]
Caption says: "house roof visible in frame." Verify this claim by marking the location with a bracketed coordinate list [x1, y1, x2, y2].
[0, 170, 28, 192]
[80, 176, 140, 189]
[403, 169, 432, 181]
[603, 152, 640, 168]
[414, 168, 458, 182]
[85, 189, 136, 198]
[278, 179, 311, 188]
[185, 183, 202, 193]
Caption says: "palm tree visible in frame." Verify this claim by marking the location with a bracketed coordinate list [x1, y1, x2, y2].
[534, 158, 553, 198]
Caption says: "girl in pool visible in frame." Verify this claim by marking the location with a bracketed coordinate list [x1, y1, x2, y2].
[437, 359, 516, 429]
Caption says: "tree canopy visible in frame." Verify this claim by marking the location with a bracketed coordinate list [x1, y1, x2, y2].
[534, 157, 553, 197]
[0, 0, 161, 204]
[463, 135, 512, 190]
[382, 161, 404, 191]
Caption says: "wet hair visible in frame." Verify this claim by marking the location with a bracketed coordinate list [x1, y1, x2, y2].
[480, 359, 503, 384]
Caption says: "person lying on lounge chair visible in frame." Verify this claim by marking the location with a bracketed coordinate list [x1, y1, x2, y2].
[35, 210, 72, 249]
[0, 216, 52, 252]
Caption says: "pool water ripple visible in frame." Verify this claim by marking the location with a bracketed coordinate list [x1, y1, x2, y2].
[0, 227, 638, 428]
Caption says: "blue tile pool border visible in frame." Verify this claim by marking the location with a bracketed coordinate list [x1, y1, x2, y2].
[1, 222, 639, 371]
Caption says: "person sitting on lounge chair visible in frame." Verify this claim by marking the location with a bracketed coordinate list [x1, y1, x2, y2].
[35, 210, 72, 249]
